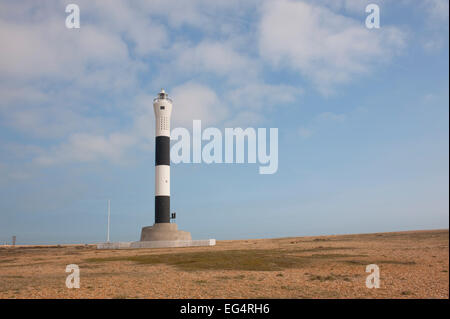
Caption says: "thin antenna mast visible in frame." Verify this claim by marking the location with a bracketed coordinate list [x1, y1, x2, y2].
[107, 199, 110, 242]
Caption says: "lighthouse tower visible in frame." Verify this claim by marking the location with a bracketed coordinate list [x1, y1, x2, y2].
[153, 89, 172, 223]
[140, 89, 191, 242]
[96, 88, 215, 249]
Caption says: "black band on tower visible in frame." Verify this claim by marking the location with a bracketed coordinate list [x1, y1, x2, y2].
[155, 136, 170, 166]
[155, 195, 170, 223]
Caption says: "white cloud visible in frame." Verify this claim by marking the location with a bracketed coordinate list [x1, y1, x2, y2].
[137, 0, 213, 29]
[0, 19, 134, 86]
[85, 0, 168, 56]
[259, 0, 406, 93]
[424, 0, 449, 22]
[0, 0, 423, 168]
[303, 0, 363, 13]
[174, 41, 258, 80]
[31, 81, 230, 165]
[34, 132, 137, 165]
[320, 0, 388, 14]
[0, 1, 154, 159]
[2, 105, 109, 139]
[0, 86, 48, 109]
[136, 0, 258, 34]
[224, 111, 265, 127]
[227, 83, 302, 109]
[0, 1, 259, 151]
[171, 82, 229, 128]
[419, 0, 449, 52]
[298, 126, 314, 139]
[132, 94, 157, 143]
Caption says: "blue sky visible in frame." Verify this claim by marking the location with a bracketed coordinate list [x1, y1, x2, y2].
[0, 0, 448, 244]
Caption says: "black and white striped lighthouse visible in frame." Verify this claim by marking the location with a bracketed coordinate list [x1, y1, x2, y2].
[153, 89, 172, 224]
[139, 89, 192, 242]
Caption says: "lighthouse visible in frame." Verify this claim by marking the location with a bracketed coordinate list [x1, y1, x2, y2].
[153, 89, 172, 223]
[139, 89, 192, 242]
[97, 89, 215, 249]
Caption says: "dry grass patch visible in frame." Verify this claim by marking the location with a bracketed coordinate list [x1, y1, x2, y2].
[308, 273, 352, 282]
[85, 248, 365, 272]
[344, 259, 416, 266]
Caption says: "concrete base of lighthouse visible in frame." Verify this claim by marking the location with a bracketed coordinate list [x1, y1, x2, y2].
[96, 223, 216, 250]
[140, 223, 191, 241]
[96, 239, 215, 250]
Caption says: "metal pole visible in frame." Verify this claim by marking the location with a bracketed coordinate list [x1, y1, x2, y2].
[107, 200, 110, 242]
